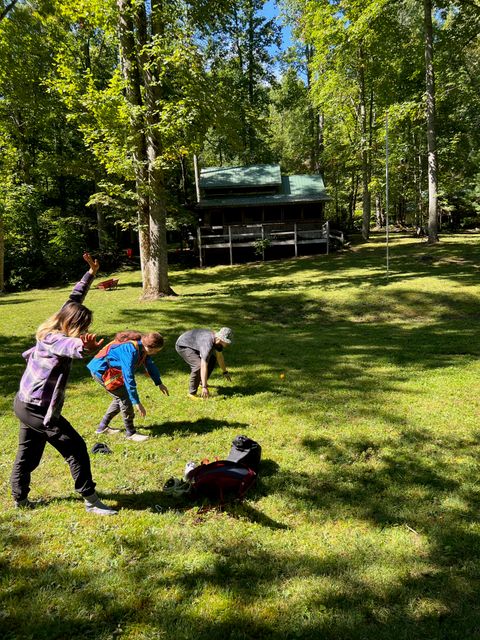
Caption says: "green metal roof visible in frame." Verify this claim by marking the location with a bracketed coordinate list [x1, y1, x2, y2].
[197, 172, 329, 208]
[200, 164, 282, 189]
[283, 174, 326, 196]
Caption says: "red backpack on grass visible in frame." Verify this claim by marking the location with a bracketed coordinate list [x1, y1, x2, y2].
[186, 460, 257, 503]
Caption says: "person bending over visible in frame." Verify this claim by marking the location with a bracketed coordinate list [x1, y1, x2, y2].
[88, 330, 169, 442]
[175, 327, 233, 399]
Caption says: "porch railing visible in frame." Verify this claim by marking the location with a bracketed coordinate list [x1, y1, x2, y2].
[196, 221, 344, 266]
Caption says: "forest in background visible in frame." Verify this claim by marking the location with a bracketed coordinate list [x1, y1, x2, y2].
[0, 0, 479, 292]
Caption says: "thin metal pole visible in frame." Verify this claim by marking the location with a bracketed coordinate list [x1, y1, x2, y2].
[193, 154, 201, 203]
[197, 226, 203, 268]
[385, 111, 390, 278]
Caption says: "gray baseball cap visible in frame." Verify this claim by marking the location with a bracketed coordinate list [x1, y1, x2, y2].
[215, 327, 233, 344]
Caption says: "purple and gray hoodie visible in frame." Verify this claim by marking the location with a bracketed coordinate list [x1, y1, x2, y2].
[17, 271, 94, 426]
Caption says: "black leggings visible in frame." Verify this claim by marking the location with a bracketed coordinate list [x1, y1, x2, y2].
[11, 395, 96, 501]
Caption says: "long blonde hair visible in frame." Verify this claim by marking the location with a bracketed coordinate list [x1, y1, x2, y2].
[36, 302, 93, 340]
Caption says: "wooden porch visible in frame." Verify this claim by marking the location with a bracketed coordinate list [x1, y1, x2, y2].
[196, 221, 344, 266]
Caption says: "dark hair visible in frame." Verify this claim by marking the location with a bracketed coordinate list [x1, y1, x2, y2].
[141, 332, 164, 350]
[115, 330, 164, 350]
[115, 330, 143, 343]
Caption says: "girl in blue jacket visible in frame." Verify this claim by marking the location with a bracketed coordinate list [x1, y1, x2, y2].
[88, 330, 169, 442]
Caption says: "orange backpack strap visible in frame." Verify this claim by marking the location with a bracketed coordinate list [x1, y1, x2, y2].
[128, 340, 148, 368]
[95, 340, 118, 360]
[95, 339, 141, 361]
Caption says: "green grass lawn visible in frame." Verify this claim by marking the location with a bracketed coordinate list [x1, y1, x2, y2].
[2, 232, 480, 640]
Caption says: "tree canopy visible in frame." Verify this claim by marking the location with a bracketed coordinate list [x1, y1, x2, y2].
[0, 0, 479, 290]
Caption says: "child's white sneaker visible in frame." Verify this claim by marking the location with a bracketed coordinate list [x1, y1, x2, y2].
[126, 433, 149, 442]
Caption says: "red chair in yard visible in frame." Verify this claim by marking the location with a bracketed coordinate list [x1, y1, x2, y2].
[97, 278, 119, 291]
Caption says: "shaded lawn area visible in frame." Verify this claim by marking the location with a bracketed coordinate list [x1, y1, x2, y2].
[2, 233, 480, 639]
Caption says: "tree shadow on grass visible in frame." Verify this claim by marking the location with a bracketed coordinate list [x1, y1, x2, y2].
[166, 233, 480, 294]
[144, 417, 250, 437]
[264, 429, 471, 528]
[4, 424, 480, 640]
[212, 383, 278, 398]
[110, 490, 289, 532]
[115, 492, 289, 529]
[5, 237, 480, 638]
[0, 336, 33, 411]
[0, 296, 37, 306]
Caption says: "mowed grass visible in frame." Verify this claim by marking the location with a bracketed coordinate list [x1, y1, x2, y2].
[2, 233, 480, 639]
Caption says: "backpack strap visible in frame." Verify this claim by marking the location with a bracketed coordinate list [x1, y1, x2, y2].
[94, 340, 118, 360]
[135, 341, 148, 368]
[94, 339, 143, 368]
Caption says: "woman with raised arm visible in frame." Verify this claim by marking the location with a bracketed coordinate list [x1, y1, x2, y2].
[10, 253, 118, 515]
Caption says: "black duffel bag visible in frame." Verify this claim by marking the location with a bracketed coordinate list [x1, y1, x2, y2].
[227, 435, 262, 472]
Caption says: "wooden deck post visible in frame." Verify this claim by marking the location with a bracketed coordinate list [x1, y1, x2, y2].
[261, 225, 265, 261]
[294, 223, 298, 257]
[197, 227, 203, 267]
[228, 226, 233, 265]
[326, 220, 330, 255]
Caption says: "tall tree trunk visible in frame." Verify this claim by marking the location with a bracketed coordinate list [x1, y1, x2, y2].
[348, 171, 359, 230]
[412, 131, 423, 229]
[375, 194, 383, 228]
[96, 204, 108, 251]
[424, 0, 439, 243]
[118, 0, 173, 297]
[316, 111, 324, 174]
[234, 7, 248, 157]
[247, 0, 255, 160]
[117, 0, 149, 276]
[358, 47, 371, 240]
[136, 1, 173, 297]
[305, 45, 324, 173]
[0, 209, 4, 292]
[81, 28, 111, 252]
[306, 45, 316, 172]
[94, 179, 108, 251]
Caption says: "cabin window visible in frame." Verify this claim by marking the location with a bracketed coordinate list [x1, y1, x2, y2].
[244, 207, 263, 224]
[226, 209, 243, 225]
[264, 207, 279, 222]
[284, 207, 300, 222]
[303, 204, 321, 220]
[210, 211, 223, 226]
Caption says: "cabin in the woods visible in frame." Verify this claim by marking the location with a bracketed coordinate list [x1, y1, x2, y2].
[194, 163, 342, 265]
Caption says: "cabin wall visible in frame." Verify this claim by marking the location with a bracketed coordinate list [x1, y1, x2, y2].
[200, 202, 325, 227]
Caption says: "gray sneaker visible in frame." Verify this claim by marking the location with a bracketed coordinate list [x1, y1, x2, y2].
[126, 433, 149, 442]
[162, 477, 192, 496]
[84, 492, 118, 516]
[14, 497, 38, 509]
[96, 426, 121, 435]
